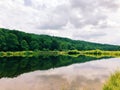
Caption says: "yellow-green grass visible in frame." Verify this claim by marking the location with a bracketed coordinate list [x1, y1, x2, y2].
[0, 51, 35, 57]
[81, 50, 120, 58]
[103, 71, 120, 90]
[1, 50, 120, 57]
[66, 50, 120, 58]
[0, 51, 60, 57]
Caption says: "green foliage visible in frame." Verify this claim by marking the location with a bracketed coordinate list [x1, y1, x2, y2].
[6, 33, 19, 51]
[103, 71, 120, 90]
[51, 39, 60, 50]
[30, 41, 39, 50]
[21, 40, 29, 50]
[0, 28, 120, 51]
[0, 35, 6, 51]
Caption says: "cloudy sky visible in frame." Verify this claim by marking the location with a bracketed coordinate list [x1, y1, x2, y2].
[0, 0, 120, 45]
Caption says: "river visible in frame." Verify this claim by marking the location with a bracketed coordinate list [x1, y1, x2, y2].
[0, 55, 120, 90]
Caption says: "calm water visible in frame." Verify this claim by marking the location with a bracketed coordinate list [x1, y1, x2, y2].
[0, 55, 120, 90]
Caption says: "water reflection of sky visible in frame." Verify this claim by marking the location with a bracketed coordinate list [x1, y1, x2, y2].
[0, 58, 120, 90]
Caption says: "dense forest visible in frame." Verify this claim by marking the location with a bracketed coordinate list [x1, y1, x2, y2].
[0, 28, 120, 51]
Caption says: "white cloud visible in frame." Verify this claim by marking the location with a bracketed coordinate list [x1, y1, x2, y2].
[0, 0, 120, 45]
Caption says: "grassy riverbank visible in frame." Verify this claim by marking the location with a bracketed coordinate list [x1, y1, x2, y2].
[103, 71, 120, 90]
[0, 50, 120, 57]
[0, 51, 60, 57]
[66, 50, 120, 57]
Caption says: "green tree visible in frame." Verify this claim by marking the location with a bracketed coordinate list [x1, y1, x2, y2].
[0, 35, 6, 51]
[51, 39, 60, 50]
[30, 41, 39, 50]
[21, 40, 29, 50]
[6, 33, 19, 51]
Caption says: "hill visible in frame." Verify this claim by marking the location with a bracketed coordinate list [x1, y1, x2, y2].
[0, 28, 120, 51]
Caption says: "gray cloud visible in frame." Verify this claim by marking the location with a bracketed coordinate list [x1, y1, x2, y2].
[69, 12, 107, 28]
[69, 0, 119, 28]
[36, 0, 119, 30]
[72, 30, 107, 40]
[99, 0, 119, 10]
[37, 5, 70, 30]
[24, 0, 32, 6]
[70, 0, 118, 11]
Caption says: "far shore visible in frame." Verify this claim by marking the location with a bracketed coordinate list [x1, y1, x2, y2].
[0, 50, 120, 57]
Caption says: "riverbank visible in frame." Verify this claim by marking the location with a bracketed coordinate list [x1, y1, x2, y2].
[0, 50, 120, 57]
[0, 51, 59, 57]
[103, 71, 120, 90]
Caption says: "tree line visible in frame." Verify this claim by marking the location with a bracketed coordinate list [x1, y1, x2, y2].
[0, 28, 120, 51]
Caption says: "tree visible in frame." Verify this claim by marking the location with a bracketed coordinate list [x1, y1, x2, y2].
[21, 40, 29, 50]
[6, 33, 19, 51]
[30, 41, 39, 50]
[0, 35, 6, 51]
[51, 39, 60, 50]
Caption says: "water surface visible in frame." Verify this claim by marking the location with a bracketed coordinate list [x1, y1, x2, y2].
[0, 55, 120, 90]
